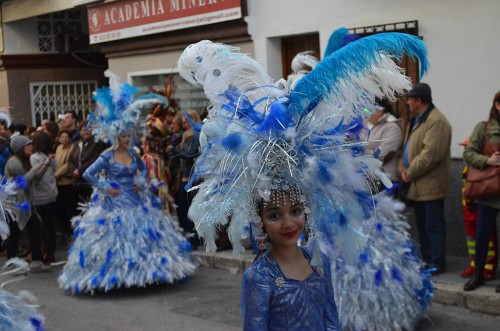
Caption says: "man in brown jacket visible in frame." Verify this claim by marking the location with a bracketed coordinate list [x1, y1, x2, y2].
[399, 83, 451, 275]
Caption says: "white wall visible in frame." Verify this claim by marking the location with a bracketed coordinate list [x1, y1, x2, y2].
[108, 41, 255, 81]
[246, 0, 500, 157]
[3, 17, 39, 54]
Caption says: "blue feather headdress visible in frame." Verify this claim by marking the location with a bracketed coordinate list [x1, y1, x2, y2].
[180, 34, 428, 256]
[323, 27, 361, 58]
[88, 70, 168, 145]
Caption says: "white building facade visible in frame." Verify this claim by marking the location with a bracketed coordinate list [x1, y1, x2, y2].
[246, 0, 499, 158]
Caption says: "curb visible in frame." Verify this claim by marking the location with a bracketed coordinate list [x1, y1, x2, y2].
[194, 250, 254, 273]
[433, 280, 500, 315]
[193, 251, 500, 316]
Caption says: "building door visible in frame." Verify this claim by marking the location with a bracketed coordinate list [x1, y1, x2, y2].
[281, 33, 320, 79]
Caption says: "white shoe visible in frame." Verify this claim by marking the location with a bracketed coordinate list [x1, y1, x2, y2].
[29, 260, 51, 273]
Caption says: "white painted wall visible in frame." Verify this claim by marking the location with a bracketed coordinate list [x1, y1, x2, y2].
[246, 0, 500, 157]
[108, 41, 254, 81]
[3, 18, 39, 54]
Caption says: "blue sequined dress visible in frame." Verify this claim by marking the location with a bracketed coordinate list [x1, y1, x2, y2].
[58, 150, 196, 294]
[241, 249, 340, 331]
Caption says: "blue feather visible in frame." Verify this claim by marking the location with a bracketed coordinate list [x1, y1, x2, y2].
[375, 268, 383, 286]
[359, 251, 369, 264]
[93, 87, 115, 120]
[183, 111, 203, 133]
[222, 132, 243, 152]
[317, 161, 332, 183]
[391, 267, 404, 282]
[255, 101, 293, 134]
[79, 250, 85, 268]
[290, 33, 428, 116]
[109, 275, 119, 286]
[14, 176, 28, 189]
[30, 317, 42, 329]
[15, 202, 30, 212]
[324, 27, 361, 57]
[179, 241, 192, 253]
[117, 83, 139, 112]
[134, 93, 168, 107]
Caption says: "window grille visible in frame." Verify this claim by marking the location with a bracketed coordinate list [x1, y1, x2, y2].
[349, 20, 418, 37]
[37, 10, 82, 53]
[30, 81, 98, 126]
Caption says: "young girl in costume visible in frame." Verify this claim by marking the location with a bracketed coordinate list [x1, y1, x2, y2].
[242, 181, 339, 330]
[179, 31, 433, 330]
[58, 71, 196, 294]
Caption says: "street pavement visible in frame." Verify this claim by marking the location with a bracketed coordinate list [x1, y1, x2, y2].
[2, 253, 242, 331]
[2, 251, 500, 330]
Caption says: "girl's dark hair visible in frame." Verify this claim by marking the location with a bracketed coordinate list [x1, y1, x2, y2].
[15, 149, 31, 172]
[375, 98, 395, 116]
[44, 121, 59, 138]
[78, 120, 89, 131]
[24, 126, 36, 137]
[488, 91, 500, 123]
[32, 131, 53, 155]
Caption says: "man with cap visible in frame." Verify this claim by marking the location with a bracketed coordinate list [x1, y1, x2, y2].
[398, 82, 452, 275]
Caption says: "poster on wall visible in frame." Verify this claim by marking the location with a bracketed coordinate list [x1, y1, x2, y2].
[88, 0, 242, 44]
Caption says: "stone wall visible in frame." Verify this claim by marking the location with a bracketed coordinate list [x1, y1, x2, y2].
[405, 158, 500, 258]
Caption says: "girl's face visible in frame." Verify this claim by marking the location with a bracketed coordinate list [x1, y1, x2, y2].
[59, 132, 70, 146]
[182, 116, 192, 130]
[118, 132, 131, 149]
[260, 193, 305, 248]
[495, 101, 500, 113]
[23, 143, 33, 156]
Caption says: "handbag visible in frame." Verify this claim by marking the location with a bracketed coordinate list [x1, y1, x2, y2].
[464, 122, 500, 199]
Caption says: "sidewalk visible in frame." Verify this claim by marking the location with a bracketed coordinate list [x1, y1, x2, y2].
[193, 251, 500, 316]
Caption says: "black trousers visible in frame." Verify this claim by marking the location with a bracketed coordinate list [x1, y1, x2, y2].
[35, 202, 57, 256]
[475, 204, 499, 267]
[413, 199, 447, 267]
[56, 185, 77, 234]
[6, 212, 43, 261]
[176, 181, 200, 249]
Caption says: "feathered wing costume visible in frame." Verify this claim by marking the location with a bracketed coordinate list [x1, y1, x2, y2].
[0, 176, 45, 331]
[58, 71, 196, 295]
[179, 33, 433, 331]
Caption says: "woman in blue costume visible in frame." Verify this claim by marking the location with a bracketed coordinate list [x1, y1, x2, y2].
[58, 71, 196, 294]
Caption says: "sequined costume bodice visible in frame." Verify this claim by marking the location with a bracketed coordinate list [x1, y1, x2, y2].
[241, 249, 340, 331]
[83, 150, 146, 209]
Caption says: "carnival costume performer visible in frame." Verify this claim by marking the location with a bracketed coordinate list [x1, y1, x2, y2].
[178, 31, 433, 330]
[58, 71, 196, 295]
[0, 174, 45, 331]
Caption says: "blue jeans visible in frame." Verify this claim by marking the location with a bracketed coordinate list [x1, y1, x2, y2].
[475, 204, 499, 267]
[413, 199, 446, 267]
